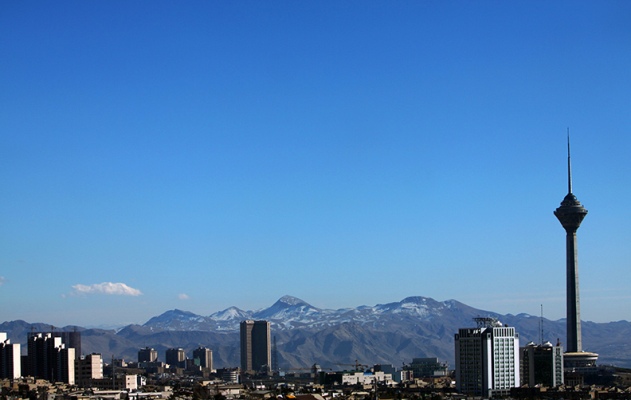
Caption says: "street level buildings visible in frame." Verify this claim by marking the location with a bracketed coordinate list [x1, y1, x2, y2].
[240, 320, 271, 375]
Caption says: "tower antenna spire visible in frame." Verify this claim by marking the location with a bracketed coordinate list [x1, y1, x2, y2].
[567, 128, 572, 194]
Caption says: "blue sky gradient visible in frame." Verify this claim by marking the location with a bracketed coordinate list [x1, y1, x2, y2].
[1, 1, 630, 327]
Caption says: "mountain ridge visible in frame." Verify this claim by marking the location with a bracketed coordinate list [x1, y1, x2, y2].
[3, 295, 630, 369]
[141, 295, 486, 332]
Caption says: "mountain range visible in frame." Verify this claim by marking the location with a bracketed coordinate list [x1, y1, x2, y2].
[3, 295, 631, 369]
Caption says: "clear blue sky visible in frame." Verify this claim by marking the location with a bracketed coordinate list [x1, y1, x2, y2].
[1, 1, 630, 327]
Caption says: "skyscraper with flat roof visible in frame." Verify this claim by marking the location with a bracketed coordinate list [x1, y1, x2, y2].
[240, 320, 271, 374]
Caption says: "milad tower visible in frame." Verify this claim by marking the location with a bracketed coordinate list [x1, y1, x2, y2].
[553, 134, 598, 369]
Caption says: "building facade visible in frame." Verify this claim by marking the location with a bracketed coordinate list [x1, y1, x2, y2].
[240, 320, 271, 374]
[455, 317, 520, 398]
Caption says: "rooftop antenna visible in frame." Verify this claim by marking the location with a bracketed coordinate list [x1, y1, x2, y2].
[567, 128, 572, 194]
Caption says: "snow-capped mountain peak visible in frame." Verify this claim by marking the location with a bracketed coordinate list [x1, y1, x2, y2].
[277, 295, 309, 306]
[210, 306, 250, 321]
[143, 309, 207, 330]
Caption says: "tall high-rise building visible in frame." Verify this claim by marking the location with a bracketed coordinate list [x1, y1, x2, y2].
[165, 348, 186, 368]
[521, 341, 564, 387]
[57, 347, 75, 384]
[240, 320, 271, 374]
[553, 136, 598, 369]
[27, 333, 61, 379]
[0, 333, 21, 379]
[138, 347, 158, 363]
[27, 332, 75, 383]
[192, 347, 213, 370]
[454, 317, 520, 398]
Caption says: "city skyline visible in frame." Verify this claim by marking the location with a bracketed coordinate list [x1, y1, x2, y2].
[2, 1, 631, 327]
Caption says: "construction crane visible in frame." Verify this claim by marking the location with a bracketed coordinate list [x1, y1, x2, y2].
[335, 360, 370, 371]
[285, 367, 313, 373]
[285, 364, 331, 374]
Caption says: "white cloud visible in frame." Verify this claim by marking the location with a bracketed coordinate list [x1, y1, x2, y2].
[72, 282, 142, 296]
[0, 276, 6, 285]
[178, 293, 190, 300]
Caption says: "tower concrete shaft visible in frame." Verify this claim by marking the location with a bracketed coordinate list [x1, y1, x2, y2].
[554, 141, 588, 353]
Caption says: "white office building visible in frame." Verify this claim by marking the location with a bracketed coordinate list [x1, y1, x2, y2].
[455, 317, 520, 398]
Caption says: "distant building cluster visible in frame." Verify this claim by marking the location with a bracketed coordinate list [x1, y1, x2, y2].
[136, 345, 214, 374]
[0, 330, 120, 388]
[0, 330, 216, 391]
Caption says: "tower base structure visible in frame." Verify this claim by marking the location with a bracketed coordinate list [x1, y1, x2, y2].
[563, 351, 598, 370]
[563, 351, 599, 386]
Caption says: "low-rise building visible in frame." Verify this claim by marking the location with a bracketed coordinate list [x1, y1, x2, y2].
[341, 371, 394, 386]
